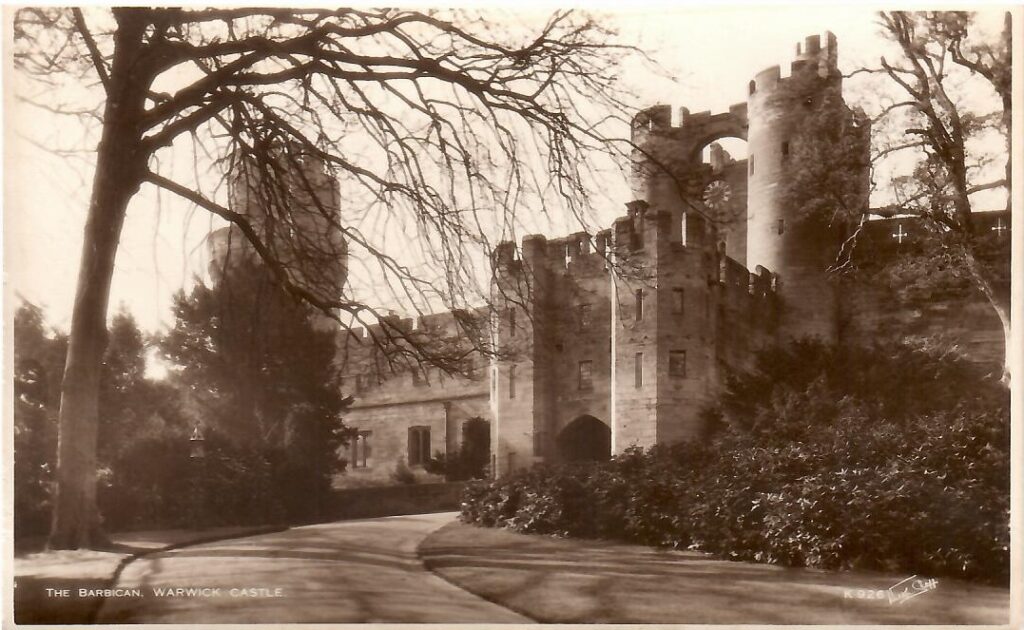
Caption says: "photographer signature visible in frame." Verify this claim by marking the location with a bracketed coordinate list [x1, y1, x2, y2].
[843, 575, 938, 605]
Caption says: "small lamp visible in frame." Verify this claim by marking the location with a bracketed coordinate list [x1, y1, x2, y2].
[189, 423, 206, 459]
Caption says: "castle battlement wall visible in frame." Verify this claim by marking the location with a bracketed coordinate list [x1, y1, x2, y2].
[333, 29, 1006, 483]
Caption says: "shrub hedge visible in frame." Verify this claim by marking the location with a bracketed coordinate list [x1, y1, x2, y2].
[460, 342, 1009, 584]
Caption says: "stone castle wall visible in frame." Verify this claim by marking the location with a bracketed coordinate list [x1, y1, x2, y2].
[328, 31, 1008, 481]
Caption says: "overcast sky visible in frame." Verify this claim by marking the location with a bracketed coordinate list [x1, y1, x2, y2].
[5, 4, 1009, 334]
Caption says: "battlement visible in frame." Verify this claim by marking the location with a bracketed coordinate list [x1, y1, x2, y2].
[749, 31, 839, 95]
[718, 252, 776, 297]
[631, 103, 748, 147]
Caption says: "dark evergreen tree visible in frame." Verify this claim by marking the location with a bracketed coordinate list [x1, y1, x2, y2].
[13, 303, 66, 540]
[160, 260, 351, 521]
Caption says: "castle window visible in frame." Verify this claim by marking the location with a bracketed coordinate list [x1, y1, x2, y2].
[509, 308, 516, 336]
[578, 360, 593, 391]
[634, 352, 644, 388]
[776, 218, 785, 235]
[635, 289, 644, 321]
[782, 141, 790, 158]
[748, 80, 756, 95]
[673, 289, 685, 314]
[408, 426, 431, 466]
[669, 351, 687, 378]
[509, 365, 517, 399]
[579, 303, 592, 330]
[350, 430, 372, 468]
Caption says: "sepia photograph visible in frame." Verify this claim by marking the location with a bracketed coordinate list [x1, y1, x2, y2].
[3, 3, 1020, 627]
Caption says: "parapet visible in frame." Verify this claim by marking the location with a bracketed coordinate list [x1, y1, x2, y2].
[749, 31, 839, 95]
[631, 103, 747, 150]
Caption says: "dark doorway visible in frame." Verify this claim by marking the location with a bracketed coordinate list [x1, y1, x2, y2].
[556, 415, 611, 463]
[461, 417, 491, 477]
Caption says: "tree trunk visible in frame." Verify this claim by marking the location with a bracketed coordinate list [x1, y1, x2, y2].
[961, 244, 1012, 386]
[48, 13, 149, 549]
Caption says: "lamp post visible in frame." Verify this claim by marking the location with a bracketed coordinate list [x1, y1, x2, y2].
[189, 423, 206, 529]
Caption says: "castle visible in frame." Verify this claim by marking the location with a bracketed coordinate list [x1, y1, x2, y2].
[211, 33, 1010, 481]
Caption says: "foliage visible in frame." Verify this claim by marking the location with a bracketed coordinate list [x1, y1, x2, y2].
[13, 6, 636, 547]
[779, 79, 871, 237]
[425, 417, 491, 481]
[461, 342, 1009, 584]
[159, 259, 351, 522]
[12, 303, 198, 536]
[13, 304, 65, 539]
[391, 461, 418, 485]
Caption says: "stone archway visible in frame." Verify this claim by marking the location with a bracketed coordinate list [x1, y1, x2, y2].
[556, 415, 611, 463]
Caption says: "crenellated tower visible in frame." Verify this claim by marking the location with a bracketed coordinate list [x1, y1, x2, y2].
[208, 147, 348, 329]
[746, 32, 851, 342]
[629, 104, 749, 261]
[490, 235, 556, 475]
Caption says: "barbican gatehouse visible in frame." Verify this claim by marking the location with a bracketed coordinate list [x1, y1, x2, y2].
[211, 32, 1010, 481]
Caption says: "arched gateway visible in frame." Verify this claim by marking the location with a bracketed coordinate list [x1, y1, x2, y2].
[556, 415, 611, 463]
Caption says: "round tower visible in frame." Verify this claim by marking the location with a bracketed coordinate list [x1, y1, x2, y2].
[746, 32, 844, 341]
[211, 147, 348, 319]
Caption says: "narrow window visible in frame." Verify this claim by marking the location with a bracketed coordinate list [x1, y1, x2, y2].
[509, 308, 516, 337]
[776, 218, 785, 235]
[351, 430, 371, 468]
[635, 289, 644, 321]
[578, 303, 592, 330]
[748, 80, 756, 95]
[509, 364, 517, 399]
[578, 360, 593, 391]
[408, 426, 431, 466]
[782, 141, 790, 157]
[669, 350, 687, 378]
[673, 289, 685, 314]
[634, 352, 643, 388]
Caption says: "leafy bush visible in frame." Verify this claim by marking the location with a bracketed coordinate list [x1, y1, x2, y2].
[391, 461, 418, 485]
[461, 342, 1009, 584]
[425, 417, 491, 481]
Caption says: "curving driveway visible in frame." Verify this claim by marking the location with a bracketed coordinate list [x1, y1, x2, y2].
[96, 512, 530, 623]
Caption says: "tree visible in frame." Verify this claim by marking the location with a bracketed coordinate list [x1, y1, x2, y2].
[782, 11, 1011, 379]
[13, 303, 67, 540]
[14, 8, 634, 547]
[877, 12, 1010, 341]
[96, 307, 147, 462]
[159, 258, 352, 520]
[870, 12, 1010, 377]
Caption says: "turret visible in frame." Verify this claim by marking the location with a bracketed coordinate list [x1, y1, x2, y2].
[745, 31, 848, 342]
[210, 146, 348, 331]
[489, 235, 554, 475]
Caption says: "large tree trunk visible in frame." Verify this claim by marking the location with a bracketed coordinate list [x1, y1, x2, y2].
[48, 13, 149, 549]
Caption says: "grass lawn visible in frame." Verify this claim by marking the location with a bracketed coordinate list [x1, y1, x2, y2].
[420, 521, 1011, 625]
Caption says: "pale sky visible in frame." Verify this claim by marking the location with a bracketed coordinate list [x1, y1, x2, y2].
[4, 4, 1010, 334]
